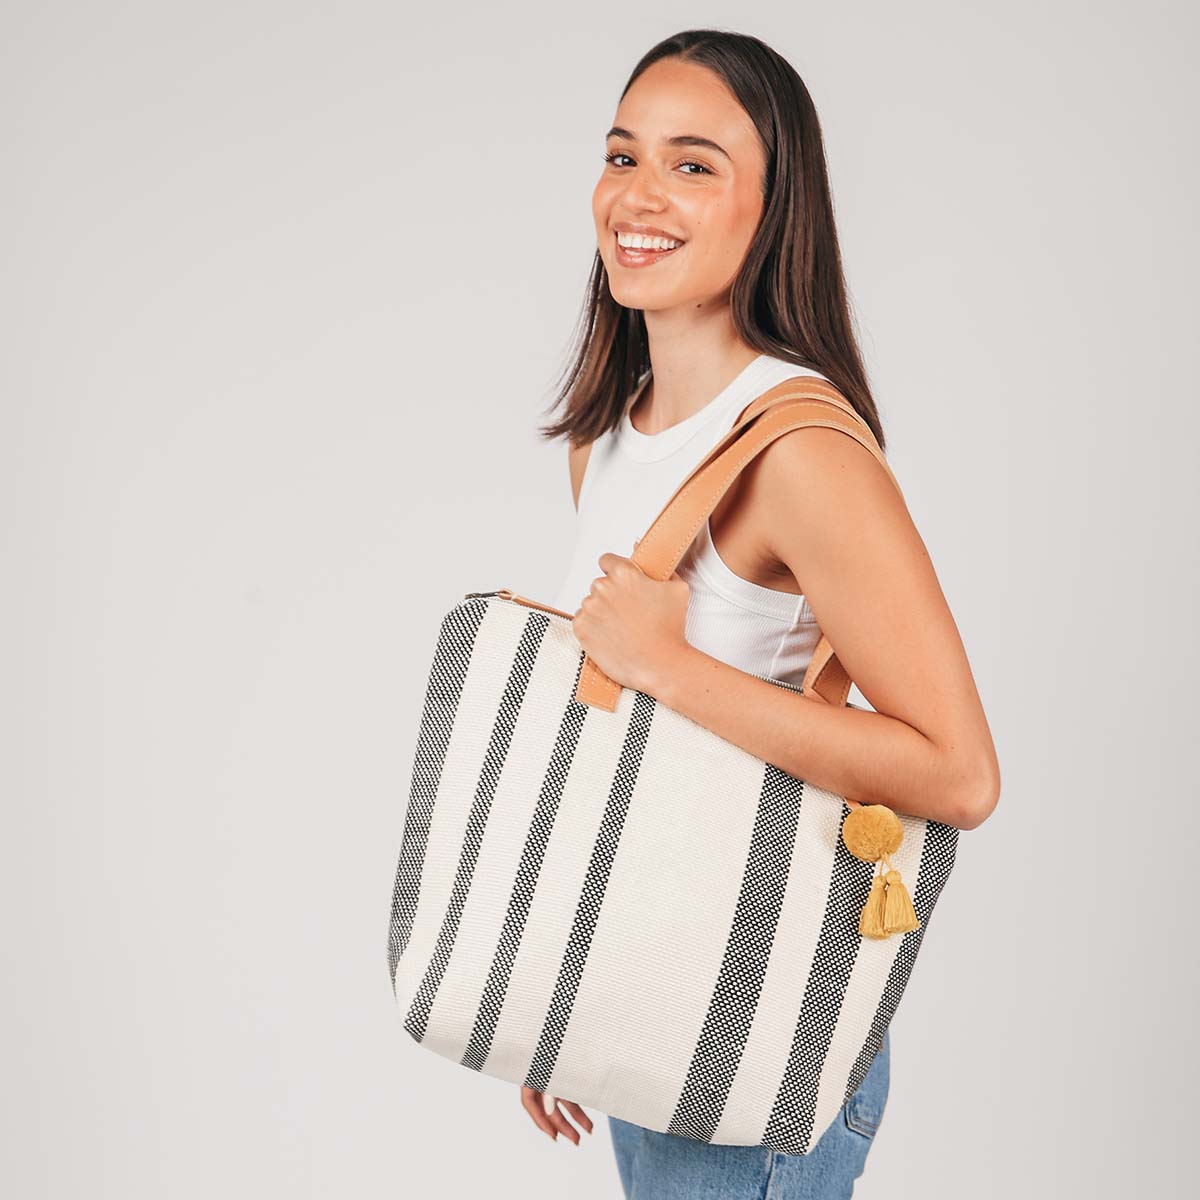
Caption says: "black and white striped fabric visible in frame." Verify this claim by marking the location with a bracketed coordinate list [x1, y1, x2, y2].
[387, 592, 959, 1155]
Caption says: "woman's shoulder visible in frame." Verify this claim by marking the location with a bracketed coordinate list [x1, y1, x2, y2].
[757, 354, 832, 383]
[755, 418, 906, 556]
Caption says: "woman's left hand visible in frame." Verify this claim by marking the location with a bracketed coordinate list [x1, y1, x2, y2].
[571, 550, 691, 696]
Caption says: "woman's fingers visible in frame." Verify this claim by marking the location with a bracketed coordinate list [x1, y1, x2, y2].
[518, 1086, 592, 1145]
[546, 1098, 581, 1145]
[520, 1085, 558, 1140]
[558, 1098, 594, 1136]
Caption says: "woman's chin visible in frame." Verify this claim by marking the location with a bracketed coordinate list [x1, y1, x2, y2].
[607, 279, 690, 312]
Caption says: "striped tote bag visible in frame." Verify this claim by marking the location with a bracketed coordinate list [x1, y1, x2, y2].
[386, 378, 961, 1155]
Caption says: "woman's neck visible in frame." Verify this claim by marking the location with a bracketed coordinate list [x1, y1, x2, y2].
[630, 338, 762, 436]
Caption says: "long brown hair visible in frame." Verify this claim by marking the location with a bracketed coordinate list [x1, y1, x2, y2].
[538, 29, 886, 453]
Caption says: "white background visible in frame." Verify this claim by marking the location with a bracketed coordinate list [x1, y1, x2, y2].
[3, 2, 1196, 1196]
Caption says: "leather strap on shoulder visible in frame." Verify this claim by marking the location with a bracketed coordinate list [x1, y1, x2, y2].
[574, 378, 906, 711]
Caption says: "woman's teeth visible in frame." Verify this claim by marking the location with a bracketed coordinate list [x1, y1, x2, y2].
[616, 231, 683, 251]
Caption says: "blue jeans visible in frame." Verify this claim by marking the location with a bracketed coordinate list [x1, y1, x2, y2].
[608, 1028, 890, 1199]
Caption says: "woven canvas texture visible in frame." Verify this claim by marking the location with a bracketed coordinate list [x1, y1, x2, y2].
[387, 595, 959, 1155]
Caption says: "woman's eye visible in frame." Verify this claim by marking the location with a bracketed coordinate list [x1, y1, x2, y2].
[602, 152, 712, 176]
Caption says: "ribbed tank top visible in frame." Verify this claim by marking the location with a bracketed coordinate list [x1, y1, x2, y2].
[551, 354, 830, 688]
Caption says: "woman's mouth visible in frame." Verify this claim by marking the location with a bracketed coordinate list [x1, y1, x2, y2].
[613, 232, 685, 268]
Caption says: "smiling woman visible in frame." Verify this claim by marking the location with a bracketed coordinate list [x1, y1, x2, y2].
[513, 26, 1000, 1196]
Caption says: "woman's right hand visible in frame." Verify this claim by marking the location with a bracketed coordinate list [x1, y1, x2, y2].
[520, 1085, 594, 1145]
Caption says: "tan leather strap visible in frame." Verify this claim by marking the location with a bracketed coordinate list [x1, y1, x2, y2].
[574, 378, 906, 711]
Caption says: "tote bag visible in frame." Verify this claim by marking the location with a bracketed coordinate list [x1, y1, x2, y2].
[386, 377, 960, 1155]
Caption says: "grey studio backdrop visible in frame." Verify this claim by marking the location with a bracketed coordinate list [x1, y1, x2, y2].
[3, 2, 1196, 1197]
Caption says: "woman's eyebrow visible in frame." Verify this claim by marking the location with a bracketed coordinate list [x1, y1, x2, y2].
[605, 126, 731, 162]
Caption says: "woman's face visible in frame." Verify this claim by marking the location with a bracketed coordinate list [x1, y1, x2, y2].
[593, 58, 767, 316]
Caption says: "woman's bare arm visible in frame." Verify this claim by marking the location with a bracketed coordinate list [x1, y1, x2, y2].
[646, 427, 1000, 831]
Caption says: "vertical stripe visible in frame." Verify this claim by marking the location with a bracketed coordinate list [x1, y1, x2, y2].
[807, 816, 928, 1143]
[545, 694, 766, 1124]
[403, 612, 549, 1042]
[762, 800, 877, 1155]
[387, 598, 487, 989]
[459, 655, 591, 1071]
[476, 665, 638, 1085]
[391, 599, 533, 1024]
[666, 764, 805, 1143]
[419, 617, 587, 1060]
[841, 819, 960, 1102]
[523, 690, 657, 1093]
[708, 777, 843, 1147]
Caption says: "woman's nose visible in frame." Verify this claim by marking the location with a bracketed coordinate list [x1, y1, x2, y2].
[620, 169, 666, 210]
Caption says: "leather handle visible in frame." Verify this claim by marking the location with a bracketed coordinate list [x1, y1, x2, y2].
[574, 378, 906, 712]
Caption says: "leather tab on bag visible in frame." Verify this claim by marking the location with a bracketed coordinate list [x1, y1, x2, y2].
[574, 379, 905, 712]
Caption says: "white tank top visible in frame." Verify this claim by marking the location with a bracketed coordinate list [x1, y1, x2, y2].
[551, 353, 830, 687]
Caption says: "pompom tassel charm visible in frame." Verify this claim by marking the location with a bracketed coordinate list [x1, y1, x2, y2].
[840, 803, 921, 939]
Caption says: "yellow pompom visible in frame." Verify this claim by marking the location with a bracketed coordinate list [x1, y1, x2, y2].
[841, 804, 903, 863]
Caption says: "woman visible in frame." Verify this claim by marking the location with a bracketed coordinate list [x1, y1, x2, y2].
[520, 29, 1000, 1198]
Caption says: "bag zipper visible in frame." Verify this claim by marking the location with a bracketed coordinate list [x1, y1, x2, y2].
[462, 588, 575, 622]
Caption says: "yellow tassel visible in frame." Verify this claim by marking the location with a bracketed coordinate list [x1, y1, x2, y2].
[881, 864, 921, 934]
[843, 805, 918, 940]
[858, 869, 890, 938]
